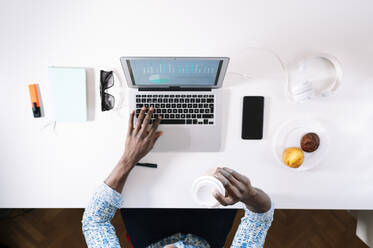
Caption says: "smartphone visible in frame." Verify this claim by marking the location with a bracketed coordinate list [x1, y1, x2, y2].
[241, 96, 264, 139]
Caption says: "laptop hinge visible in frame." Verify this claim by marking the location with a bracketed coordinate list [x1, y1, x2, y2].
[138, 87, 212, 91]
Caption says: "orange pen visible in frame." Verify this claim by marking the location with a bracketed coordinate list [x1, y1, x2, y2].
[28, 84, 41, 118]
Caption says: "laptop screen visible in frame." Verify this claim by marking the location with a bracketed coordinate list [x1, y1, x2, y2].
[125, 58, 223, 86]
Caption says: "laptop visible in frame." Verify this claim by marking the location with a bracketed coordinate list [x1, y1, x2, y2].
[120, 57, 229, 152]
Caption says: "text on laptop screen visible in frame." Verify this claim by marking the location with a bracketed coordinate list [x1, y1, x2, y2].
[126, 59, 223, 86]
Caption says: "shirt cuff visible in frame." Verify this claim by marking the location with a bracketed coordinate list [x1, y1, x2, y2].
[98, 183, 123, 208]
[243, 201, 274, 224]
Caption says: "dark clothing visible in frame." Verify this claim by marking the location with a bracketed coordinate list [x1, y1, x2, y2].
[121, 208, 237, 247]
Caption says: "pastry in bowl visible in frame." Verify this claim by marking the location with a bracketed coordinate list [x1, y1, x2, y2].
[301, 132, 320, 152]
[282, 147, 304, 168]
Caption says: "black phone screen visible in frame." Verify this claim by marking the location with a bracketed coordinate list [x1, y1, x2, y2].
[241, 96, 264, 140]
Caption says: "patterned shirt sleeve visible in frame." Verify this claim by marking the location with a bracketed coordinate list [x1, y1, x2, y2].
[231, 203, 274, 248]
[82, 183, 122, 248]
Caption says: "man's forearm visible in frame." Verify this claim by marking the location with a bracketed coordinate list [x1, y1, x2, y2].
[244, 187, 272, 213]
[104, 158, 135, 193]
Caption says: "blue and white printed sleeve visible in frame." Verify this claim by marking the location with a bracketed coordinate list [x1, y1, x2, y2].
[82, 183, 122, 248]
[82, 182, 273, 248]
[231, 203, 274, 248]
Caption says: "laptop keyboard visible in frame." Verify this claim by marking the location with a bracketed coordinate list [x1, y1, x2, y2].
[135, 94, 215, 125]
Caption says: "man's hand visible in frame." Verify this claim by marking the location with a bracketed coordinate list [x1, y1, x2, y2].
[105, 107, 162, 193]
[213, 167, 271, 213]
[120, 107, 162, 166]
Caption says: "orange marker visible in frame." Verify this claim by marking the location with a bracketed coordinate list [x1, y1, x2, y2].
[28, 84, 41, 118]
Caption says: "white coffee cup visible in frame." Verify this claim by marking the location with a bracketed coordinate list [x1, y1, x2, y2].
[191, 176, 225, 208]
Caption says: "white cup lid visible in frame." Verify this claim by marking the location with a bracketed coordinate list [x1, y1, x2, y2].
[191, 176, 225, 207]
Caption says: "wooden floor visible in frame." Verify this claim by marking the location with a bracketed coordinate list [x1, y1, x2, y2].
[0, 209, 368, 248]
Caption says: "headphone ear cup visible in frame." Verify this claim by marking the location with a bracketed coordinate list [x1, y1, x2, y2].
[290, 81, 316, 103]
[290, 80, 312, 95]
[292, 88, 316, 102]
[321, 89, 333, 97]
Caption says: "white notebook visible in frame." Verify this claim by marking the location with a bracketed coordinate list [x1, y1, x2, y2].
[48, 67, 87, 122]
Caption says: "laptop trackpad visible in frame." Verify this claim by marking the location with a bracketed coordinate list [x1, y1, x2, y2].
[152, 127, 191, 152]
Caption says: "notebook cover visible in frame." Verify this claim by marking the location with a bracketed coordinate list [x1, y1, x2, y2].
[48, 67, 87, 122]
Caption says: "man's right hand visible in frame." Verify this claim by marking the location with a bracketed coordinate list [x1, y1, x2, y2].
[213, 167, 271, 213]
[105, 107, 162, 193]
[120, 107, 163, 167]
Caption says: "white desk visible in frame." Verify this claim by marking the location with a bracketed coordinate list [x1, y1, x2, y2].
[1, 0, 373, 209]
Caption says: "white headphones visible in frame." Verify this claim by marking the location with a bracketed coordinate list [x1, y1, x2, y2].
[287, 54, 343, 103]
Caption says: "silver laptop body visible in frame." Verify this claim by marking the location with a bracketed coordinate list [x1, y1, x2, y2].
[120, 56, 229, 152]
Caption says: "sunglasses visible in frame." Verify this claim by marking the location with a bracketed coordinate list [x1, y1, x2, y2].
[100, 70, 115, 111]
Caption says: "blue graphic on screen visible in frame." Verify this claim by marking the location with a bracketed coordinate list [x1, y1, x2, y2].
[128, 59, 221, 86]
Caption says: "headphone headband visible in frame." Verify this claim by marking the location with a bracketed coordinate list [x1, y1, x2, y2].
[288, 53, 343, 102]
